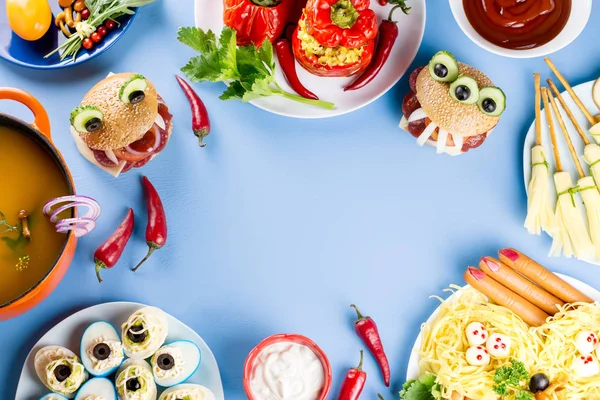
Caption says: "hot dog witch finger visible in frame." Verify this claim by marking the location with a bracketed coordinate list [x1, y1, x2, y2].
[498, 248, 593, 304]
[464, 267, 550, 327]
[479, 257, 564, 314]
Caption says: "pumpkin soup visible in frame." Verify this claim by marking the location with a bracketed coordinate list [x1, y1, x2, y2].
[0, 126, 71, 305]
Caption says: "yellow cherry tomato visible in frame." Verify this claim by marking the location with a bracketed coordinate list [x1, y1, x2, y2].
[6, 0, 52, 41]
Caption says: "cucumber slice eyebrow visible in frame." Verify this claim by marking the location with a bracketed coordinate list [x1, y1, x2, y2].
[449, 76, 480, 105]
[478, 86, 506, 117]
[119, 74, 148, 104]
[70, 106, 104, 133]
[428, 51, 459, 83]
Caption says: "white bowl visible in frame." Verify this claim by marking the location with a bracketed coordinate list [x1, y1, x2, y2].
[448, 0, 592, 58]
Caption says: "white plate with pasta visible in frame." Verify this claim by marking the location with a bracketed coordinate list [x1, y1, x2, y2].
[15, 302, 225, 400]
[405, 274, 600, 399]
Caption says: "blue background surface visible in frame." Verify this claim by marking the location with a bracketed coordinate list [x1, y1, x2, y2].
[1, 1, 599, 398]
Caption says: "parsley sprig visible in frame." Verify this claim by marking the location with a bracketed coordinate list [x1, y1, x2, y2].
[400, 373, 443, 400]
[177, 27, 335, 110]
[493, 359, 534, 400]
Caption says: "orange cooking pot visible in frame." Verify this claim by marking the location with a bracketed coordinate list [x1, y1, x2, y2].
[0, 88, 77, 321]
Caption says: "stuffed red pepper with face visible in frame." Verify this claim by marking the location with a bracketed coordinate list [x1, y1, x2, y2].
[292, 0, 378, 77]
[400, 51, 506, 155]
[223, 0, 293, 47]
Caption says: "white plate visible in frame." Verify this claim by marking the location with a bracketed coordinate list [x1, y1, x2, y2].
[405, 273, 600, 381]
[194, 0, 426, 119]
[449, 0, 592, 59]
[523, 80, 600, 265]
[15, 302, 224, 400]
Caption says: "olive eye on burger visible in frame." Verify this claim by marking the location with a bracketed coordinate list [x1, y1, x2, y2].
[400, 51, 506, 156]
[70, 73, 173, 177]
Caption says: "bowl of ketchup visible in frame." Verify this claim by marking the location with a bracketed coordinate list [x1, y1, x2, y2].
[449, 0, 591, 58]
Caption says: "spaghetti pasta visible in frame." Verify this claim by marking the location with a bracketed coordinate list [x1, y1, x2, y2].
[418, 287, 600, 400]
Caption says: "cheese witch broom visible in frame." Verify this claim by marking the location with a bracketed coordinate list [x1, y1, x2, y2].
[525, 73, 556, 235]
[547, 79, 600, 197]
[541, 87, 594, 260]
[546, 85, 600, 261]
[545, 58, 600, 142]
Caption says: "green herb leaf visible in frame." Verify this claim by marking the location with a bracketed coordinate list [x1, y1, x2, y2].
[181, 54, 224, 83]
[493, 359, 533, 399]
[516, 393, 534, 400]
[400, 374, 442, 400]
[217, 28, 239, 78]
[178, 27, 218, 54]
[219, 82, 246, 101]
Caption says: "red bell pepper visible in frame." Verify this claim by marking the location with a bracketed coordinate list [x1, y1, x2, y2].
[223, 0, 294, 47]
[304, 0, 378, 48]
[292, 15, 375, 77]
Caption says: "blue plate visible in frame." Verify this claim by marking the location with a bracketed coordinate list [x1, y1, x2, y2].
[0, 0, 137, 70]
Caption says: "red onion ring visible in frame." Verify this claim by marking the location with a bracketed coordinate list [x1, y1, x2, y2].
[43, 195, 101, 237]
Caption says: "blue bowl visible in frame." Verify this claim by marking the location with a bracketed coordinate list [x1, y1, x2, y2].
[0, 0, 137, 70]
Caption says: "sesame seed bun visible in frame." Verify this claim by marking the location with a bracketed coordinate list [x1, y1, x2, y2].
[415, 62, 500, 137]
[77, 73, 159, 151]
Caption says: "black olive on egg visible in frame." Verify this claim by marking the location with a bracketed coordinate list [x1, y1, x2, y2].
[529, 373, 550, 393]
[126, 378, 141, 391]
[128, 325, 147, 343]
[93, 343, 111, 360]
[157, 353, 175, 371]
[54, 364, 71, 382]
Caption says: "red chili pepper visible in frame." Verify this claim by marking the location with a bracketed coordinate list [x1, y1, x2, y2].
[275, 37, 319, 101]
[94, 209, 134, 283]
[344, 2, 411, 91]
[350, 304, 391, 387]
[337, 350, 366, 400]
[133, 177, 167, 272]
[378, 0, 388, 4]
[176, 75, 210, 147]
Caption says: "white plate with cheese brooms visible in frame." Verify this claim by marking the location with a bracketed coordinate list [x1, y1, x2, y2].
[15, 302, 224, 400]
[404, 248, 600, 400]
[523, 59, 600, 265]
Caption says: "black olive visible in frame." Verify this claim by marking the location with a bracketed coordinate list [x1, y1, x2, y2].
[129, 90, 146, 104]
[157, 353, 175, 370]
[529, 373, 550, 393]
[85, 117, 102, 133]
[455, 85, 471, 101]
[127, 325, 147, 343]
[434, 63, 448, 79]
[53, 365, 71, 382]
[93, 343, 111, 360]
[126, 378, 141, 391]
[482, 98, 496, 113]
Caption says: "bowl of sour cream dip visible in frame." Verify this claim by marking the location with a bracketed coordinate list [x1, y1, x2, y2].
[243, 334, 332, 400]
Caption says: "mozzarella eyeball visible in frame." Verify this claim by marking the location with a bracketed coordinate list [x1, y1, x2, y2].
[573, 354, 600, 378]
[466, 346, 490, 366]
[575, 331, 599, 356]
[486, 333, 511, 358]
[465, 322, 488, 346]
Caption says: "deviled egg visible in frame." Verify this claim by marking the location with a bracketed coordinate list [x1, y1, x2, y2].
[35, 346, 88, 398]
[115, 359, 157, 400]
[121, 306, 168, 360]
[40, 394, 69, 400]
[75, 377, 117, 400]
[158, 384, 215, 400]
[81, 321, 124, 376]
[151, 341, 201, 387]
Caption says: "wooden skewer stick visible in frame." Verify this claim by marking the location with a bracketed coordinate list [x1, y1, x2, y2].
[541, 87, 563, 173]
[534, 73, 542, 146]
[547, 78, 590, 146]
[545, 57, 596, 126]
[547, 91, 586, 179]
